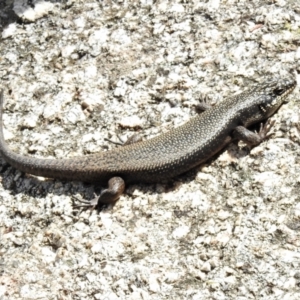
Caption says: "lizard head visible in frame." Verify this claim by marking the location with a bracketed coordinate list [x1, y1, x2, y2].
[255, 76, 296, 117]
[240, 76, 296, 127]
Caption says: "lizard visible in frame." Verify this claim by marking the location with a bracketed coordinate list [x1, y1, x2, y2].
[0, 76, 296, 208]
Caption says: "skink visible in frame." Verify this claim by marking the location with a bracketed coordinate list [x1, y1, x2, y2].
[0, 77, 296, 207]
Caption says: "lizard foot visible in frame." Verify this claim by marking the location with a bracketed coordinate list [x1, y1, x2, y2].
[256, 119, 276, 142]
[234, 119, 276, 147]
[72, 177, 126, 211]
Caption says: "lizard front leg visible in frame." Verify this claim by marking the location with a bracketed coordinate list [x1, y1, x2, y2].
[233, 120, 275, 146]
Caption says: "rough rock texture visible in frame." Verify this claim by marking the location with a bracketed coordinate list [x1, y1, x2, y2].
[0, 0, 300, 299]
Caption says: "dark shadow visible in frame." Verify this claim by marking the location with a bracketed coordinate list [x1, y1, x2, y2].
[0, 3, 19, 30]
[0, 139, 244, 214]
[0, 0, 67, 32]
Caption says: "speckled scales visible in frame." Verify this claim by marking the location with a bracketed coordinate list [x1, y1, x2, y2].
[0, 77, 296, 184]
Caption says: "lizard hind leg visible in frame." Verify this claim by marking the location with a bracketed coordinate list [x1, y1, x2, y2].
[73, 177, 125, 210]
[73, 132, 138, 211]
[97, 176, 126, 205]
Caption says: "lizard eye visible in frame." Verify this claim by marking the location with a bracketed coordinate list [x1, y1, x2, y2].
[274, 88, 285, 96]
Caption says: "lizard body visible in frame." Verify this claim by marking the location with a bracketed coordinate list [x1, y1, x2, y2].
[0, 77, 296, 206]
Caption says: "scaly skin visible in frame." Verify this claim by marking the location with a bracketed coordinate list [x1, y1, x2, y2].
[0, 77, 296, 205]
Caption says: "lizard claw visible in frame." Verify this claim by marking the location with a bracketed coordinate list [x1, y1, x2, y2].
[72, 177, 125, 212]
[257, 119, 276, 141]
[72, 193, 100, 211]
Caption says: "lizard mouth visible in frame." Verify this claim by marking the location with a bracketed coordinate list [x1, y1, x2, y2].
[272, 76, 297, 102]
